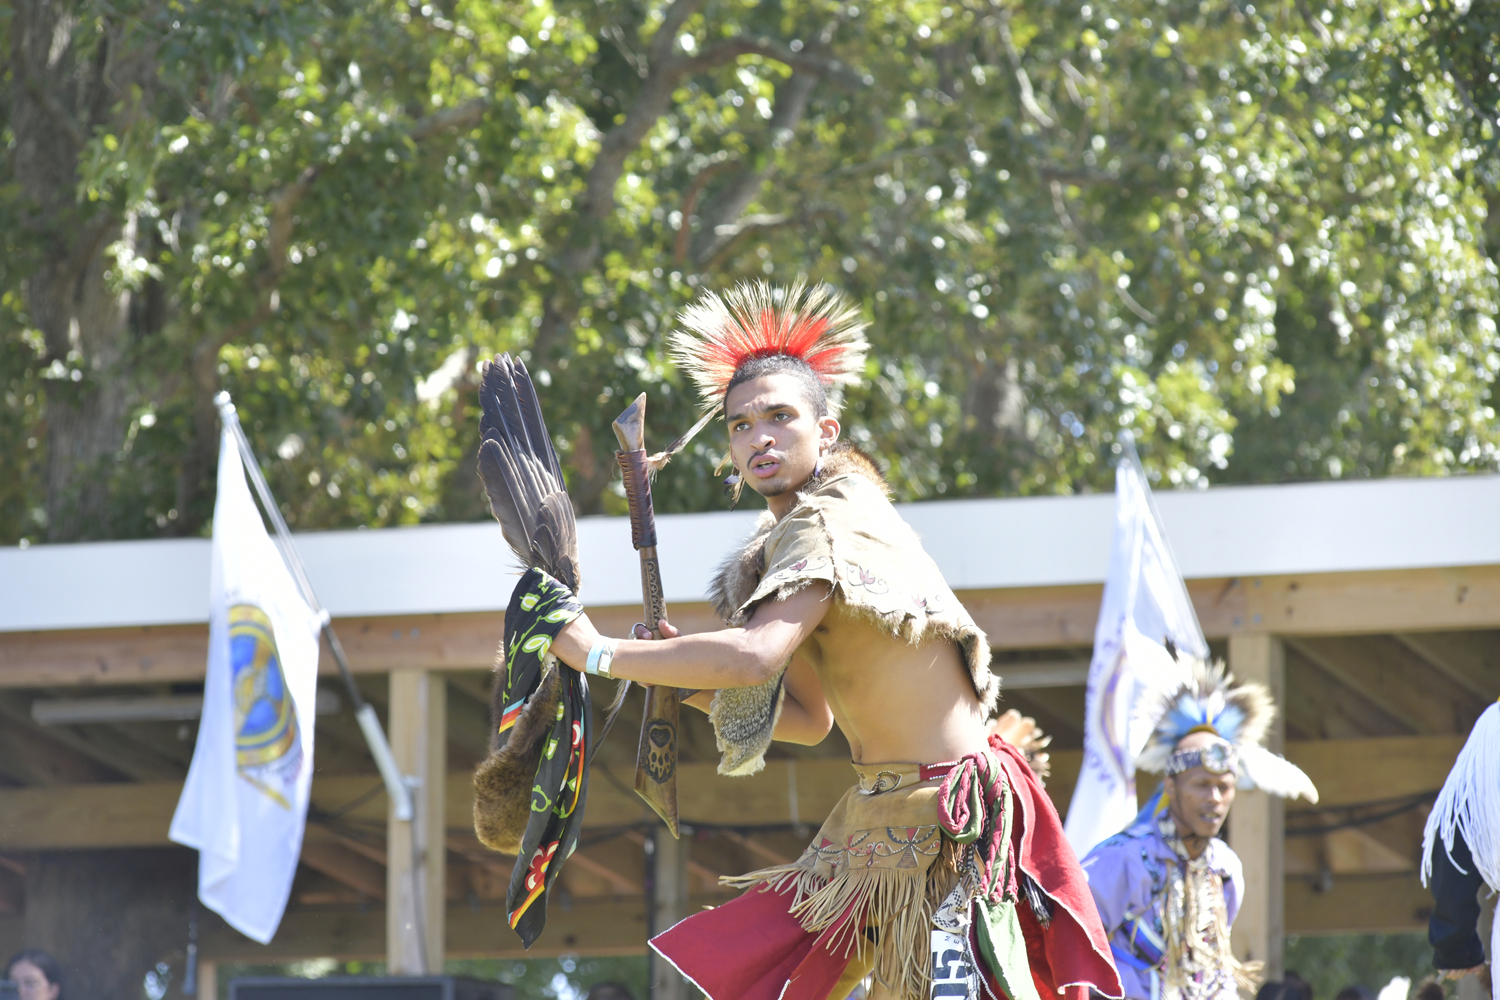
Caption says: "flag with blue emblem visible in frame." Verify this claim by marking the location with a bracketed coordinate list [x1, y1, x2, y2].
[170, 424, 322, 944]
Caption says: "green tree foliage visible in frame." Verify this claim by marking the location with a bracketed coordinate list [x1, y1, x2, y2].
[2, 0, 1497, 546]
[1284, 931, 1437, 999]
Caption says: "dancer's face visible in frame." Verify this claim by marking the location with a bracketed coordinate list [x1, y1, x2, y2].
[1164, 731, 1237, 841]
[725, 373, 839, 516]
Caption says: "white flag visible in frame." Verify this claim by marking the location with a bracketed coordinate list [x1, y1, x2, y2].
[1064, 440, 1206, 857]
[170, 426, 321, 944]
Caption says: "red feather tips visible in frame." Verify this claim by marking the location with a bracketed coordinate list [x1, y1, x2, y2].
[669, 280, 869, 413]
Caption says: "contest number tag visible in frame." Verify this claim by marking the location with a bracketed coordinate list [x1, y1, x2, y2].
[930, 883, 979, 1000]
[930, 928, 979, 999]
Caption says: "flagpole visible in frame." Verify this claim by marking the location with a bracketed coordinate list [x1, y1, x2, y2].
[213, 392, 414, 822]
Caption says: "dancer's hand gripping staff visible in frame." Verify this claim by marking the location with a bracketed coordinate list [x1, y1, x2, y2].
[612, 394, 681, 838]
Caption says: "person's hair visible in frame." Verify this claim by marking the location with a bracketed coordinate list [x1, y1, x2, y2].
[1334, 986, 1376, 1000]
[1414, 979, 1445, 1000]
[5, 950, 61, 992]
[724, 354, 831, 419]
[1282, 972, 1312, 1000]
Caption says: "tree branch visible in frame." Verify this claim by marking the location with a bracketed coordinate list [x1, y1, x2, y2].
[674, 160, 736, 263]
[409, 97, 488, 140]
[648, 0, 708, 69]
[701, 207, 839, 270]
[996, 12, 1054, 127]
[688, 67, 819, 266]
[24, 79, 87, 148]
[683, 37, 866, 89]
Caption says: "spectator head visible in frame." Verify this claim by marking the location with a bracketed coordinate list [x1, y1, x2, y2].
[1335, 986, 1378, 1000]
[1414, 979, 1445, 1000]
[5, 951, 61, 1000]
[1284, 971, 1313, 1000]
[1257, 982, 1288, 1000]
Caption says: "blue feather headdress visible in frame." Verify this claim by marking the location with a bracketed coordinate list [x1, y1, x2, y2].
[1138, 659, 1318, 802]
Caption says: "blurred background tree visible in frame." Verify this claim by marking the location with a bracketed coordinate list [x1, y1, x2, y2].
[2, 0, 1497, 547]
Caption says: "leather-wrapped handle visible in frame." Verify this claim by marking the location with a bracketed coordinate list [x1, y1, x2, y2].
[612, 393, 680, 838]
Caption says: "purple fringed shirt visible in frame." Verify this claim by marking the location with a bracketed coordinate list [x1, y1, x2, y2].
[1079, 814, 1244, 1000]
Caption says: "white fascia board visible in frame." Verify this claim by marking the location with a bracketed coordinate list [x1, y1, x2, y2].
[903, 473, 1500, 588]
[1, 474, 1497, 633]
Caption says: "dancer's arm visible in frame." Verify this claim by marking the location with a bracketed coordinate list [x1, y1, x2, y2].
[553, 585, 832, 691]
[675, 652, 831, 746]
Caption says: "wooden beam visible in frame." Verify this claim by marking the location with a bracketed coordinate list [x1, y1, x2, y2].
[7, 565, 1500, 689]
[300, 839, 387, 900]
[0, 734, 1465, 853]
[1226, 634, 1286, 978]
[1284, 644, 1413, 739]
[191, 867, 1433, 960]
[1284, 874, 1432, 935]
[719, 830, 792, 867]
[387, 669, 446, 973]
[1242, 566, 1500, 637]
[198, 960, 218, 1000]
[564, 850, 642, 896]
[0, 607, 725, 688]
[1289, 636, 1479, 736]
[649, 828, 690, 1000]
[200, 895, 731, 962]
[1286, 735, 1463, 805]
[0, 719, 125, 785]
[1392, 631, 1500, 701]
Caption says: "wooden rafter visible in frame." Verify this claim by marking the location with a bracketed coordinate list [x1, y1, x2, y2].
[1284, 644, 1415, 739]
[1290, 636, 1484, 735]
[300, 838, 387, 900]
[1392, 631, 1500, 701]
[719, 829, 792, 867]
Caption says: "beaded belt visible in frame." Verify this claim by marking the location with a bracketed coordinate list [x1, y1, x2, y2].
[852, 759, 962, 794]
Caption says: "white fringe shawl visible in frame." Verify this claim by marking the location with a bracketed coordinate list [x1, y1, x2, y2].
[1423, 701, 1500, 892]
[1421, 700, 1500, 997]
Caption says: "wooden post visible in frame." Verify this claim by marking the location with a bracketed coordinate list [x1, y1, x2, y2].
[649, 826, 690, 1000]
[1227, 633, 1286, 979]
[197, 961, 217, 1000]
[387, 669, 446, 973]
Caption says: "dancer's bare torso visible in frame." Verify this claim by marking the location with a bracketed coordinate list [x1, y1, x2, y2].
[780, 595, 991, 765]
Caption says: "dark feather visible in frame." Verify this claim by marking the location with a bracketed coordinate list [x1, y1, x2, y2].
[476, 356, 581, 590]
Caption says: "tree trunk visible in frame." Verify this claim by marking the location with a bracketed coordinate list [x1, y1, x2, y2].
[23, 848, 195, 1000]
[9, 0, 158, 541]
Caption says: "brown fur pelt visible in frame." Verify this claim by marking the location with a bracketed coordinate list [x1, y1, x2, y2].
[473, 657, 562, 854]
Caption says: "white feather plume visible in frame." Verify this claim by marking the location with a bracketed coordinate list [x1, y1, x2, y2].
[1237, 744, 1320, 803]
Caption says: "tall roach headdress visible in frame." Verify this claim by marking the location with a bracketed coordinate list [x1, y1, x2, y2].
[670, 279, 870, 416]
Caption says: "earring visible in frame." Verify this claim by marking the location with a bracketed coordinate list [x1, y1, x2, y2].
[813, 453, 825, 478]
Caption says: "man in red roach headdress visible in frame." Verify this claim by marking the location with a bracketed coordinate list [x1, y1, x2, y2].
[548, 281, 1121, 1000]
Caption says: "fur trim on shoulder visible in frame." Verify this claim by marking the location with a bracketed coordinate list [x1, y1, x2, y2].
[808, 440, 890, 496]
[707, 511, 775, 624]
